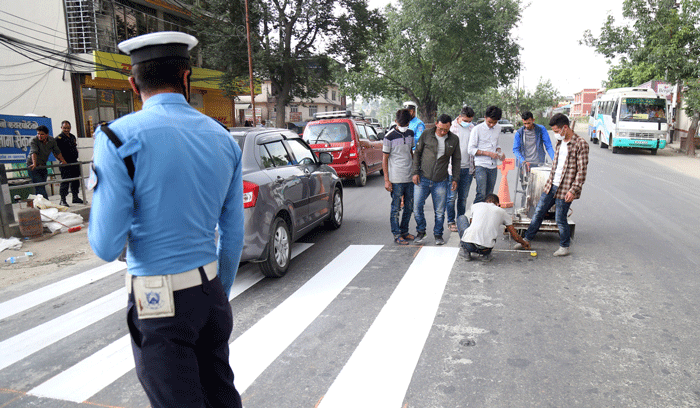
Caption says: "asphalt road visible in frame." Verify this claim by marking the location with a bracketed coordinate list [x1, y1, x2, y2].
[1, 130, 699, 407]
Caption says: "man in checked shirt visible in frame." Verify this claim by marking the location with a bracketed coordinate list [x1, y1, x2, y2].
[514, 113, 589, 256]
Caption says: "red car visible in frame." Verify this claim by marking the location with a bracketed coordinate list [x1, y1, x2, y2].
[302, 111, 384, 186]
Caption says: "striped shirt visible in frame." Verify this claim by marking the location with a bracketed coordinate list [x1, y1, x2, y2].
[544, 132, 589, 199]
[382, 128, 414, 183]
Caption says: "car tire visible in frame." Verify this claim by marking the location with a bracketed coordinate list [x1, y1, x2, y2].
[326, 187, 343, 229]
[354, 163, 367, 187]
[259, 217, 291, 278]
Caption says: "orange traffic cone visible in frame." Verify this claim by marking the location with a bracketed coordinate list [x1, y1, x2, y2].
[498, 158, 515, 208]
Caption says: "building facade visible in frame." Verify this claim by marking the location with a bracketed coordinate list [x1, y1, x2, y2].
[236, 81, 346, 125]
[571, 88, 600, 116]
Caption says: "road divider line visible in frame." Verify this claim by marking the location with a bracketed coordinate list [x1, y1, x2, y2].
[0, 260, 124, 321]
[0, 288, 125, 371]
[25, 243, 315, 403]
[318, 246, 458, 408]
[229, 245, 383, 394]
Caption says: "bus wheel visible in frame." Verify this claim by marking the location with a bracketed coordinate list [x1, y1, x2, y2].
[650, 148, 658, 155]
[600, 134, 607, 148]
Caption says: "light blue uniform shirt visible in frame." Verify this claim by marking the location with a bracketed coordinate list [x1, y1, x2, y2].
[410, 116, 425, 146]
[88, 93, 244, 295]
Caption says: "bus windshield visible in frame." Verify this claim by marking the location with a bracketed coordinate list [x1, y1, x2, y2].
[619, 98, 666, 122]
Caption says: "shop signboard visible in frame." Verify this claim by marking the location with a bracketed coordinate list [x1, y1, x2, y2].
[0, 115, 54, 163]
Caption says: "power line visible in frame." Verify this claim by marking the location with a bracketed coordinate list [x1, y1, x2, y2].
[0, 17, 69, 43]
[0, 10, 67, 36]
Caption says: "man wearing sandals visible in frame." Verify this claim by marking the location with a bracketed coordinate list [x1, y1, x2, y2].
[383, 109, 415, 245]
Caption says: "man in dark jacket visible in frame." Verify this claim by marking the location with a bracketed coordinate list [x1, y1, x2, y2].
[55, 120, 84, 206]
[411, 113, 460, 245]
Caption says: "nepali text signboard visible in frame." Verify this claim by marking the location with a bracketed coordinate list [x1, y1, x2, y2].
[0, 115, 53, 163]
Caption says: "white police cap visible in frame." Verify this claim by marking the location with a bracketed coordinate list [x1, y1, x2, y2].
[118, 31, 198, 65]
[403, 101, 417, 110]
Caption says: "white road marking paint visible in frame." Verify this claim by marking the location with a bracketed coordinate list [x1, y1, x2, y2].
[319, 246, 458, 408]
[229, 245, 383, 394]
[26, 243, 315, 403]
[0, 288, 125, 371]
[0, 260, 124, 321]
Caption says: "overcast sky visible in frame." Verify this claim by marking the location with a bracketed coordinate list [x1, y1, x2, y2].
[366, 0, 626, 96]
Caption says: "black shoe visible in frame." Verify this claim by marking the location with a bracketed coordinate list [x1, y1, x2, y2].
[414, 231, 427, 244]
[60, 199, 69, 207]
[434, 235, 445, 245]
[459, 248, 473, 261]
[72, 197, 84, 204]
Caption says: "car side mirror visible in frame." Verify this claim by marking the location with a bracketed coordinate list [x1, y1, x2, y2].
[318, 151, 333, 164]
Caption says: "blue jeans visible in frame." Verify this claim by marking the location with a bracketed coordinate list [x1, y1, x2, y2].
[390, 182, 414, 237]
[456, 215, 492, 255]
[413, 177, 449, 236]
[523, 185, 573, 247]
[446, 168, 474, 224]
[473, 166, 498, 204]
[30, 167, 48, 198]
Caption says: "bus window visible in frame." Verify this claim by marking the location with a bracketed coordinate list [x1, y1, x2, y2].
[620, 98, 666, 121]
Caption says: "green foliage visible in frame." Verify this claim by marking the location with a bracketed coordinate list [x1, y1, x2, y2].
[455, 78, 559, 121]
[195, 0, 386, 126]
[338, 0, 522, 123]
[604, 60, 664, 89]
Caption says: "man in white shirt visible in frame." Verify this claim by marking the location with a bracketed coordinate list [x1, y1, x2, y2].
[457, 194, 530, 261]
[446, 106, 475, 232]
[468, 106, 506, 204]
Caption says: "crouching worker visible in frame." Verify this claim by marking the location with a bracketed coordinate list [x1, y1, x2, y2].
[457, 193, 530, 261]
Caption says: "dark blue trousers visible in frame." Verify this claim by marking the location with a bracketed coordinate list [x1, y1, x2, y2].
[127, 268, 242, 408]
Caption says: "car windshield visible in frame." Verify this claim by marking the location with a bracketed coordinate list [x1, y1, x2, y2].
[619, 98, 666, 122]
[498, 120, 511, 125]
[303, 122, 352, 144]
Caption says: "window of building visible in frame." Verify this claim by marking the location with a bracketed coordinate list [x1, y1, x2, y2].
[308, 105, 318, 116]
[82, 87, 133, 137]
[331, 91, 336, 101]
[290, 105, 298, 113]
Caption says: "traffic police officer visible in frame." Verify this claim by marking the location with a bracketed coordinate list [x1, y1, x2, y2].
[403, 101, 425, 147]
[88, 32, 244, 407]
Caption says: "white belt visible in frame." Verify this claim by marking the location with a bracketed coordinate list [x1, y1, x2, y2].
[126, 261, 218, 293]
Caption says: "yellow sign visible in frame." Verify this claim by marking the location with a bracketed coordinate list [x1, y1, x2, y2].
[92, 51, 261, 94]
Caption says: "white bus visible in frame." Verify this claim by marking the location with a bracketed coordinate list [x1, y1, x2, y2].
[590, 87, 668, 154]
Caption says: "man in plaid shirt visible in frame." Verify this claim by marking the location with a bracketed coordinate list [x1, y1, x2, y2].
[514, 113, 589, 256]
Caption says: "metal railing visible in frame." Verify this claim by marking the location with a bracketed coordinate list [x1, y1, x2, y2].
[0, 161, 91, 238]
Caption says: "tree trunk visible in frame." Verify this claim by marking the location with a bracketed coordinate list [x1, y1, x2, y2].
[687, 112, 698, 157]
[419, 99, 438, 125]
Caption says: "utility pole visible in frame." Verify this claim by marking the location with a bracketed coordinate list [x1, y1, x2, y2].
[244, 0, 256, 126]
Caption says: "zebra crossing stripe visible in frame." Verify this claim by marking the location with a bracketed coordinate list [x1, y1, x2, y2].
[229, 245, 383, 394]
[318, 246, 459, 408]
[0, 288, 125, 371]
[26, 243, 315, 403]
[0, 260, 124, 321]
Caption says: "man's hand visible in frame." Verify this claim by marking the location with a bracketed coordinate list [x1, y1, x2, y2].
[565, 191, 575, 203]
[384, 180, 393, 192]
[497, 152, 506, 161]
[451, 181, 457, 191]
[524, 161, 530, 172]
[412, 174, 420, 185]
[29, 163, 36, 170]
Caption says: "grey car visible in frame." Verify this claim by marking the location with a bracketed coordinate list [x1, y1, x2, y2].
[231, 128, 343, 277]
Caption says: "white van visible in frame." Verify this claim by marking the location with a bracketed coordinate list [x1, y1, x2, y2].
[591, 87, 668, 154]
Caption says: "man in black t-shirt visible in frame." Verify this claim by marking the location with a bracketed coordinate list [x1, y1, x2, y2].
[55, 120, 84, 206]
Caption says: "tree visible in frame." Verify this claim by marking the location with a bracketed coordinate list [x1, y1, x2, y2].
[339, 0, 522, 124]
[195, 0, 386, 127]
[604, 59, 664, 89]
[583, 0, 700, 156]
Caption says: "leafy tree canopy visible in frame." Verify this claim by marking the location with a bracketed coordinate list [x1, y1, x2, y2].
[339, 0, 522, 123]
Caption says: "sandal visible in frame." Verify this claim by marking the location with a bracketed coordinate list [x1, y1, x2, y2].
[402, 233, 415, 240]
[394, 236, 409, 245]
[448, 223, 458, 232]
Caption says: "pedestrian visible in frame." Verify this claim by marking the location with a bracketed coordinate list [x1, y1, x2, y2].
[383, 109, 415, 245]
[514, 113, 589, 256]
[55, 120, 85, 207]
[403, 101, 425, 147]
[411, 113, 460, 245]
[512, 111, 555, 204]
[258, 119, 266, 128]
[88, 32, 244, 408]
[468, 105, 505, 204]
[457, 193, 530, 261]
[27, 125, 68, 200]
[446, 106, 476, 233]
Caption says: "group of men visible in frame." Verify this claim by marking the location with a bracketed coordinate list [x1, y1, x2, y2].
[382, 103, 589, 260]
[27, 121, 85, 207]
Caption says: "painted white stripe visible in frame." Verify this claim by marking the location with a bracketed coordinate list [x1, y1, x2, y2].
[27, 243, 315, 403]
[230, 245, 383, 394]
[0, 288, 125, 371]
[318, 246, 458, 408]
[0, 260, 124, 321]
